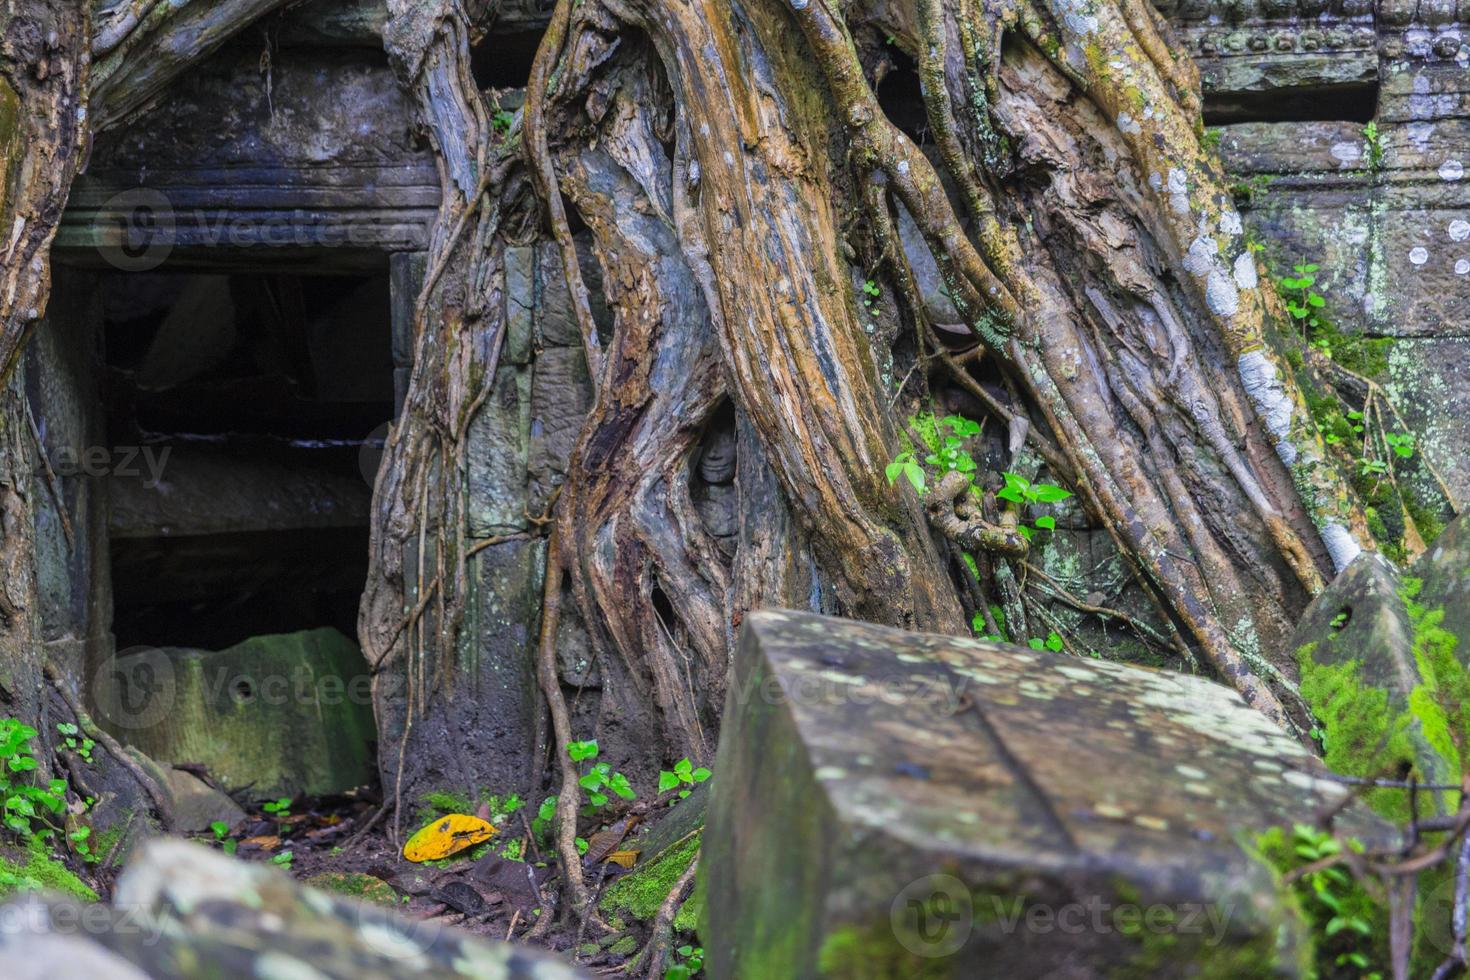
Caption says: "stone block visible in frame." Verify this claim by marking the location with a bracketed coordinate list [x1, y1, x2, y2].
[1291, 514, 1470, 819]
[701, 611, 1392, 978]
[95, 628, 376, 801]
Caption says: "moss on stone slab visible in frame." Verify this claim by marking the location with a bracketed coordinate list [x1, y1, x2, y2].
[599, 832, 701, 929]
[0, 839, 97, 902]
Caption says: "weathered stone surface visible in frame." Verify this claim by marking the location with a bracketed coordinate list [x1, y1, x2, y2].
[1291, 513, 1470, 819]
[527, 347, 592, 516]
[1211, 11, 1470, 500]
[96, 628, 376, 800]
[701, 611, 1392, 979]
[466, 364, 533, 537]
[163, 768, 246, 834]
[375, 539, 546, 802]
[57, 42, 437, 259]
[0, 839, 584, 978]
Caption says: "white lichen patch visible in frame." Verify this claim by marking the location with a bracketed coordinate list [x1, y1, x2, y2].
[1237, 350, 1294, 462]
[1206, 270, 1239, 317]
[1319, 523, 1363, 573]
[1167, 168, 1190, 215]
[1233, 252, 1258, 290]
[1183, 234, 1218, 277]
[1330, 142, 1363, 168]
[1450, 219, 1470, 242]
[1117, 111, 1141, 135]
[1440, 159, 1465, 181]
[1410, 246, 1429, 265]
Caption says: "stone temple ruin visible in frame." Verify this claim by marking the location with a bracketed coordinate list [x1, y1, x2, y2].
[21, 0, 1470, 807]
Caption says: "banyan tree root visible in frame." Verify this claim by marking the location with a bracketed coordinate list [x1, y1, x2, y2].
[925, 471, 1029, 558]
[43, 662, 175, 831]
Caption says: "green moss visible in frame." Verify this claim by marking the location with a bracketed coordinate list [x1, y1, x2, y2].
[0, 839, 97, 902]
[418, 790, 475, 818]
[1297, 642, 1419, 820]
[600, 832, 702, 927]
[1405, 497, 1447, 548]
[91, 824, 128, 868]
[817, 920, 951, 979]
[608, 934, 639, 956]
[305, 871, 398, 906]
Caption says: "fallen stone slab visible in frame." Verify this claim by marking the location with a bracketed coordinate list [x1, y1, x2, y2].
[0, 839, 585, 979]
[162, 768, 245, 834]
[700, 610, 1392, 979]
[1290, 513, 1469, 820]
[95, 628, 376, 800]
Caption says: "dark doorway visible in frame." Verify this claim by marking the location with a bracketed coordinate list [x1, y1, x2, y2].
[100, 268, 393, 651]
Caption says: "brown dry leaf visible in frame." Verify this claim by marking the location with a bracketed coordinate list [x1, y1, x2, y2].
[402, 814, 497, 863]
[242, 835, 281, 851]
[582, 814, 641, 865]
[605, 849, 640, 869]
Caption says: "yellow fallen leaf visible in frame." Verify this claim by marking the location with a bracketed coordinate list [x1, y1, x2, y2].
[605, 849, 640, 869]
[402, 814, 497, 863]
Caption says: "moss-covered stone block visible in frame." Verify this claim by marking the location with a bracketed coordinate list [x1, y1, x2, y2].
[98, 628, 375, 800]
[1290, 514, 1470, 821]
[701, 611, 1392, 979]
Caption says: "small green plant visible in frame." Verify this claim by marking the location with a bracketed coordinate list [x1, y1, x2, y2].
[1384, 432, 1415, 459]
[1028, 632, 1064, 653]
[1200, 127, 1222, 151]
[568, 741, 636, 808]
[270, 849, 294, 869]
[886, 413, 983, 494]
[996, 471, 1073, 540]
[666, 944, 705, 979]
[1362, 121, 1384, 169]
[0, 719, 66, 839]
[1278, 263, 1326, 341]
[55, 723, 93, 764]
[491, 108, 515, 133]
[532, 796, 557, 840]
[209, 819, 237, 856]
[885, 450, 926, 493]
[1229, 173, 1273, 203]
[1278, 825, 1382, 977]
[657, 758, 711, 799]
[68, 826, 96, 864]
[262, 796, 292, 833]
